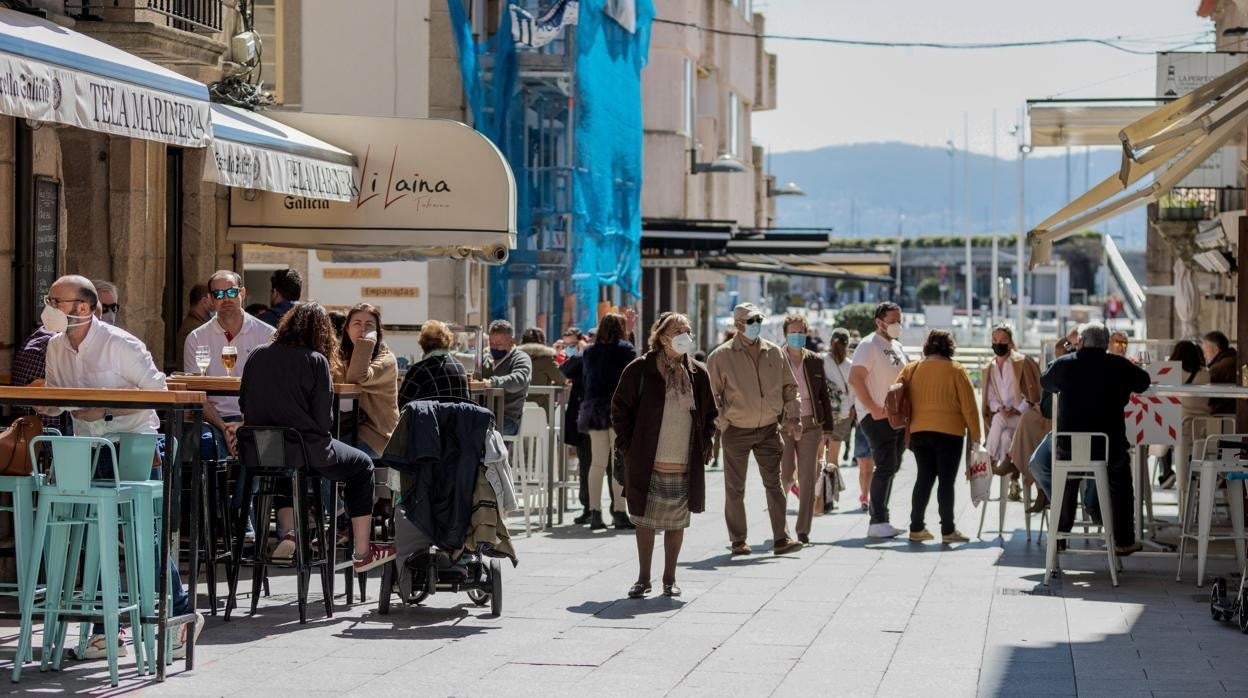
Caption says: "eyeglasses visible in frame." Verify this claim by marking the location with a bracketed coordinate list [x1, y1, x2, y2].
[1111, 340, 1128, 347]
[44, 296, 81, 307]
[101, 303, 120, 314]
[210, 287, 242, 300]
[744, 317, 763, 325]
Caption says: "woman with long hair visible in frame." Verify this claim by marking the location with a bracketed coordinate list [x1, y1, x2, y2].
[578, 312, 637, 530]
[902, 330, 981, 545]
[821, 327, 856, 470]
[240, 302, 394, 572]
[338, 303, 399, 458]
[612, 313, 717, 597]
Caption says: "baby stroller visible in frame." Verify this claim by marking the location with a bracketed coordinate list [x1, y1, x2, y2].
[1210, 470, 1248, 633]
[375, 398, 516, 616]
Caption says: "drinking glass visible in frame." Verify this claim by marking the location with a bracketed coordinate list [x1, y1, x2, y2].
[221, 345, 239, 377]
[1136, 350, 1152, 368]
[194, 345, 211, 376]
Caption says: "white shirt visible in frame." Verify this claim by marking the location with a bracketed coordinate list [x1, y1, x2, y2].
[45, 316, 167, 436]
[850, 332, 908, 420]
[183, 313, 275, 417]
[822, 354, 853, 420]
[987, 357, 1026, 414]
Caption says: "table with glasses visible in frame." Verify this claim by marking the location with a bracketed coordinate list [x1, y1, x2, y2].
[0, 386, 205, 681]
[169, 375, 361, 443]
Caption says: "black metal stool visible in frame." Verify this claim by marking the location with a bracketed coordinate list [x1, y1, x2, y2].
[225, 427, 332, 624]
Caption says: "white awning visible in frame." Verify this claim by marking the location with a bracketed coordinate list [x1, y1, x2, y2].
[228, 113, 516, 263]
[0, 8, 210, 147]
[208, 104, 356, 201]
[1028, 60, 1248, 266]
[1029, 102, 1158, 147]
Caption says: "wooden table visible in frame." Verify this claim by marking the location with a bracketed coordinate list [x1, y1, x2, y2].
[0, 386, 205, 681]
[169, 375, 361, 442]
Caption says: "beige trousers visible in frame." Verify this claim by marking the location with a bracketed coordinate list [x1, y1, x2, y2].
[587, 428, 625, 513]
[781, 415, 821, 536]
[721, 424, 791, 544]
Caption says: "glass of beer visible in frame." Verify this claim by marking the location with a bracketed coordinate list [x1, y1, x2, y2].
[221, 345, 239, 377]
[194, 345, 211, 376]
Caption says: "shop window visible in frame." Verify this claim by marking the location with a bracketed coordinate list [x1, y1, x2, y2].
[727, 92, 739, 157]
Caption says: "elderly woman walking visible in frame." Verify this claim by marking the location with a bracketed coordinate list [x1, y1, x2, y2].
[612, 313, 717, 598]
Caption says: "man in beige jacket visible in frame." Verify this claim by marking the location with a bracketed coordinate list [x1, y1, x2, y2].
[707, 303, 803, 556]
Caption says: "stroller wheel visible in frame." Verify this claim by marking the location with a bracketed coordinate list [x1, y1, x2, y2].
[1211, 578, 1229, 621]
[490, 559, 503, 616]
[466, 588, 490, 607]
[1240, 586, 1248, 634]
[379, 561, 393, 615]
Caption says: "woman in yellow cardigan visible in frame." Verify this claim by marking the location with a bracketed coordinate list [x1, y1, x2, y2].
[899, 329, 982, 544]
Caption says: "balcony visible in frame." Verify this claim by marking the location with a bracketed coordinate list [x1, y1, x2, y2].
[62, 0, 233, 77]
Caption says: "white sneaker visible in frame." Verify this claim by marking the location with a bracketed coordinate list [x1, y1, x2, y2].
[173, 611, 205, 659]
[867, 523, 902, 538]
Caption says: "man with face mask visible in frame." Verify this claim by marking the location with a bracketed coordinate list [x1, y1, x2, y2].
[981, 324, 1042, 502]
[707, 303, 803, 556]
[848, 302, 910, 538]
[481, 319, 532, 435]
[92, 279, 120, 326]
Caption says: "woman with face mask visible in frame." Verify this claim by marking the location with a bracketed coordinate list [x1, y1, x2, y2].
[778, 314, 838, 541]
[611, 313, 717, 598]
[980, 324, 1043, 505]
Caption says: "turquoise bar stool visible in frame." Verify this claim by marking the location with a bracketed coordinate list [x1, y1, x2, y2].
[0, 427, 58, 663]
[11, 436, 147, 687]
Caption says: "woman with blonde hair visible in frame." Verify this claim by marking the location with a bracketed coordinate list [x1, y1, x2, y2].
[398, 320, 470, 404]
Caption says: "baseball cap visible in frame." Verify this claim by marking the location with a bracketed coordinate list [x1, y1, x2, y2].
[732, 303, 764, 324]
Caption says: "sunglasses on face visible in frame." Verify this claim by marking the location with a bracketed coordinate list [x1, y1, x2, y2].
[744, 317, 763, 325]
[211, 287, 241, 300]
[101, 303, 120, 314]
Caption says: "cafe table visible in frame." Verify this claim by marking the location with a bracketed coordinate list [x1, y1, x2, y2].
[169, 375, 361, 443]
[0, 386, 206, 681]
[1148, 383, 1248, 524]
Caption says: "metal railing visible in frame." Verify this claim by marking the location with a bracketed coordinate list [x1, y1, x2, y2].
[145, 0, 223, 32]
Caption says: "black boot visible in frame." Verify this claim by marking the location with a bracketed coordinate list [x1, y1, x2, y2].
[573, 510, 592, 525]
[613, 512, 635, 530]
[590, 511, 607, 530]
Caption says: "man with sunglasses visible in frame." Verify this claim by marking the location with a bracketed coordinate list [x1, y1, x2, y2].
[183, 271, 275, 459]
[92, 279, 120, 326]
[707, 303, 803, 556]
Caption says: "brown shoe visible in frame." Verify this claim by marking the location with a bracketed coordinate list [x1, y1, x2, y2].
[1027, 489, 1048, 514]
[773, 538, 803, 555]
[729, 542, 751, 556]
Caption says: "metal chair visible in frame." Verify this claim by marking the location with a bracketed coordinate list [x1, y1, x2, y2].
[1044, 432, 1120, 587]
[1177, 431, 1248, 586]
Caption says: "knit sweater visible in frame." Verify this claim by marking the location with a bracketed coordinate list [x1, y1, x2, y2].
[900, 358, 982, 443]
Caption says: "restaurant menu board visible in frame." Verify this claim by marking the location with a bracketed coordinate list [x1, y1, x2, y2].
[33, 177, 59, 315]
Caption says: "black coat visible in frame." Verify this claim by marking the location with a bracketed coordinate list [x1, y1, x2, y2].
[1040, 347, 1151, 456]
[380, 400, 493, 552]
[239, 344, 334, 473]
[578, 340, 637, 432]
[560, 354, 587, 446]
[611, 352, 717, 516]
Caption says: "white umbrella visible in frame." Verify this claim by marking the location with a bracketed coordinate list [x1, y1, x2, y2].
[1173, 257, 1200, 339]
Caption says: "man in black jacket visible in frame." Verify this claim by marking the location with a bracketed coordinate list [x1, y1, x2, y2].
[1041, 321, 1152, 555]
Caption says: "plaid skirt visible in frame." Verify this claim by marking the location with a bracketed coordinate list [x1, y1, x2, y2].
[630, 471, 691, 530]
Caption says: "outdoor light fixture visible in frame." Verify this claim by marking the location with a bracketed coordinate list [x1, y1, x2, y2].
[689, 144, 746, 174]
[768, 181, 805, 197]
[1195, 218, 1226, 249]
[1193, 249, 1234, 274]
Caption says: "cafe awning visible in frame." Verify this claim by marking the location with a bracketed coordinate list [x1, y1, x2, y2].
[208, 104, 356, 201]
[228, 113, 515, 263]
[0, 8, 210, 147]
[1028, 60, 1248, 266]
[1029, 100, 1160, 147]
[704, 252, 893, 283]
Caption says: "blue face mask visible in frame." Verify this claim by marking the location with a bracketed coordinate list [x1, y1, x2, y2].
[490, 348, 509, 362]
[564, 345, 577, 358]
[786, 333, 805, 349]
[743, 323, 762, 341]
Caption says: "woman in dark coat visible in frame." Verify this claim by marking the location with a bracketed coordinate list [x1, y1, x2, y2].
[579, 313, 638, 530]
[612, 313, 717, 598]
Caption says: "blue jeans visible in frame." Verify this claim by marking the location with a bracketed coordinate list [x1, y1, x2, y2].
[92, 437, 190, 629]
[1030, 432, 1099, 517]
[502, 418, 519, 436]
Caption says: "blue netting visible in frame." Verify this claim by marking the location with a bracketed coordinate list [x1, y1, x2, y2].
[447, 0, 652, 327]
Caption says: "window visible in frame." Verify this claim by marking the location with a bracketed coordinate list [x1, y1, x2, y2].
[727, 92, 739, 157]
[252, 0, 284, 103]
[683, 58, 694, 137]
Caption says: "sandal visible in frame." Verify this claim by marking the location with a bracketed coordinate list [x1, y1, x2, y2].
[663, 581, 681, 597]
[729, 542, 751, 556]
[627, 581, 651, 599]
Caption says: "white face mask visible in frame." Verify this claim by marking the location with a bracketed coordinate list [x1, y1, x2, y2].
[100, 310, 117, 326]
[669, 333, 694, 355]
[41, 303, 91, 333]
[884, 322, 902, 340]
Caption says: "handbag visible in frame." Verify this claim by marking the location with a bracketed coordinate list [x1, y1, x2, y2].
[0, 416, 44, 476]
[884, 363, 914, 431]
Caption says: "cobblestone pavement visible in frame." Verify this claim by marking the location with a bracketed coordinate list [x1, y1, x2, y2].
[3, 449, 1247, 697]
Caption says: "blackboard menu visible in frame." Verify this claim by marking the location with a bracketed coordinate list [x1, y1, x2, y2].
[33, 177, 58, 314]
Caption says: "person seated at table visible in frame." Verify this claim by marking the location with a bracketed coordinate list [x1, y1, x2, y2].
[239, 301, 395, 571]
[481, 319, 532, 435]
[517, 327, 564, 412]
[336, 303, 398, 459]
[183, 271, 276, 460]
[40, 275, 201, 658]
[1040, 321, 1151, 556]
[1154, 339, 1212, 489]
[257, 267, 302, 328]
[1203, 330, 1238, 416]
[398, 320, 470, 404]
[12, 322, 68, 432]
[92, 279, 121, 326]
[175, 284, 212, 361]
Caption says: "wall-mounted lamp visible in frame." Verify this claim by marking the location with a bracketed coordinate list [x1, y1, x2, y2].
[768, 181, 805, 197]
[689, 143, 746, 174]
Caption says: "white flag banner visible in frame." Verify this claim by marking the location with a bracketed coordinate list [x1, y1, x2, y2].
[603, 0, 636, 33]
[511, 0, 580, 48]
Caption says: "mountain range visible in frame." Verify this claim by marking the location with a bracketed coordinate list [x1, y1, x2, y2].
[768, 142, 1146, 249]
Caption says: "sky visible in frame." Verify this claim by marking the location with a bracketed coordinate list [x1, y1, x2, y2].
[750, 0, 1215, 157]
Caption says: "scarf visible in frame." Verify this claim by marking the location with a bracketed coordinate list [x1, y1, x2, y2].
[658, 351, 695, 411]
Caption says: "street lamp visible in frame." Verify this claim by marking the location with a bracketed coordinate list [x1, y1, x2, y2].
[1011, 119, 1032, 339]
[690, 143, 746, 174]
[768, 181, 805, 197]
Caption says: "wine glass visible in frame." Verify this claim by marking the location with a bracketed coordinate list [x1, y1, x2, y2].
[221, 345, 239, 377]
[1136, 350, 1152, 368]
[194, 345, 210, 376]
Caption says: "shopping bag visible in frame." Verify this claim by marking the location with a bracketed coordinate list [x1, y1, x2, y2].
[968, 444, 992, 507]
